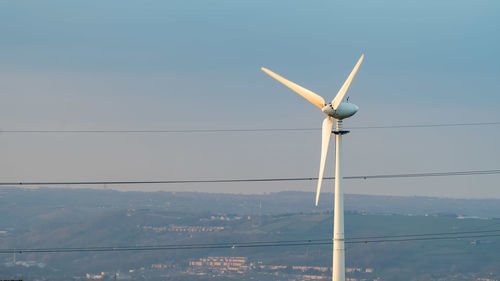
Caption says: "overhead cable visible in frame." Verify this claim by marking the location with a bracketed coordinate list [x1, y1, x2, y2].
[1, 230, 500, 254]
[1, 169, 499, 187]
[0, 121, 499, 134]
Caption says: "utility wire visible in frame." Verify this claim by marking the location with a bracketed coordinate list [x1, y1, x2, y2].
[2, 230, 500, 254]
[345, 233, 500, 244]
[1, 169, 499, 187]
[0, 121, 499, 134]
[350, 121, 500, 130]
[347, 228, 500, 240]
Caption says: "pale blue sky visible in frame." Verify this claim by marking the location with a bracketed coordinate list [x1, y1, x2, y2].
[0, 0, 499, 198]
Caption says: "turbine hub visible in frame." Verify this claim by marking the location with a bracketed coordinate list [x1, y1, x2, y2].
[322, 102, 359, 120]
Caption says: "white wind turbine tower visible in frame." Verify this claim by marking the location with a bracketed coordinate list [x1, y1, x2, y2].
[261, 54, 364, 281]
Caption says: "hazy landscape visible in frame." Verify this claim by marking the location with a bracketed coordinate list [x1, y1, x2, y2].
[1, 1, 499, 280]
[1, 188, 499, 281]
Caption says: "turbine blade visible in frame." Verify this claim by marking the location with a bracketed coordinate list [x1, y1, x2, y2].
[261, 67, 325, 110]
[331, 54, 364, 110]
[315, 116, 333, 206]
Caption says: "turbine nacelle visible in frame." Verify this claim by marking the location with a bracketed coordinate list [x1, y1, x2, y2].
[322, 102, 359, 120]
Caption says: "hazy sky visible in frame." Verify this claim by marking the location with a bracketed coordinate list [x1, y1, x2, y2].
[0, 0, 499, 198]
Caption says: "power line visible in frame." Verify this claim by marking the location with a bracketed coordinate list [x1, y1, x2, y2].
[1, 169, 499, 187]
[350, 121, 500, 130]
[347, 228, 500, 240]
[0, 121, 499, 134]
[347, 233, 500, 244]
[2, 230, 499, 254]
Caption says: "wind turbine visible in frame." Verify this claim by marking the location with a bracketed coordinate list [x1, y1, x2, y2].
[261, 54, 364, 281]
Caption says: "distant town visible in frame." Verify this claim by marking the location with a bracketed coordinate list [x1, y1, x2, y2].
[72, 256, 375, 281]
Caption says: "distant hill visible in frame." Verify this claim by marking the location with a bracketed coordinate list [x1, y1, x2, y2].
[1, 188, 500, 217]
